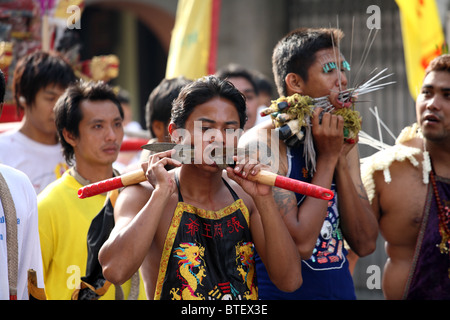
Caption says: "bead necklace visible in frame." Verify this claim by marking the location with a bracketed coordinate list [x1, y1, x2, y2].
[430, 169, 450, 274]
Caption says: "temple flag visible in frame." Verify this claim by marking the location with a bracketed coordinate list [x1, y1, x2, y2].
[395, 0, 445, 100]
[165, 0, 221, 80]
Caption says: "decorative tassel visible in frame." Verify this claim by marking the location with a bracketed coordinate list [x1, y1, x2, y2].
[303, 124, 316, 173]
[422, 139, 431, 184]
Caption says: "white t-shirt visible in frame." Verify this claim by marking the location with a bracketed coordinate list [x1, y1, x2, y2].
[0, 164, 44, 300]
[0, 130, 67, 194]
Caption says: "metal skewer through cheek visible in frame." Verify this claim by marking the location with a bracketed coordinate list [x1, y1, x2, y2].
[77, 146, 334, 201]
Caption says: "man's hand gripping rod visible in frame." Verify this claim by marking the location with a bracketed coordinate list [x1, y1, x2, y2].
[78, 143, 334, 201]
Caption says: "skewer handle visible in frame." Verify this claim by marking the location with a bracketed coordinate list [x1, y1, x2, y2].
[245, 170, 334, 201]
[77, 170, 146, 199]
[78, 168, 334, 201]
[274, 175, 333, 200]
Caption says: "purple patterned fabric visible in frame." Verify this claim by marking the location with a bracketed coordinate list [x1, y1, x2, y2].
[405, 175, 450, 300]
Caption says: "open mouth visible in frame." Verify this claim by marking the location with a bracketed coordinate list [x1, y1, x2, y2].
[336, 90, 355, 108]
[423, 113, 440, 124]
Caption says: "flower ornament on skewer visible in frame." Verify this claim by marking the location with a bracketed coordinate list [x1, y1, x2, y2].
[260, 67, 395, 172]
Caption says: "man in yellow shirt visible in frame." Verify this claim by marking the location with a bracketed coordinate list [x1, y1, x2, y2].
[38, 81, 145, 300]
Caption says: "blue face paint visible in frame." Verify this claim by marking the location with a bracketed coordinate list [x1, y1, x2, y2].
[323, 60, 351, 73]
[343, 60, 351, 71]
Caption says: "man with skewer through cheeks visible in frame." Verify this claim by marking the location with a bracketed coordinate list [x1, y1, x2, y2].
[99, 76, 302, 300]
[239, 27, 379, 299]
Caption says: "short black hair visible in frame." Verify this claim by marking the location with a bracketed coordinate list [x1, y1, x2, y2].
[171, 75, 247, 130]
[215, 63, 259, 95]
[272, 27, 343, 96]
[145, 76, 191, 137]
[252, 70, 273, 97]
[13, 50, 76, 115]
[425, 54, 450, 75]
[54, 80, 124, 165]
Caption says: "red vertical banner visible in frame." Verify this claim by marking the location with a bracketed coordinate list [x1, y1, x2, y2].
[208, 0, 221, 75]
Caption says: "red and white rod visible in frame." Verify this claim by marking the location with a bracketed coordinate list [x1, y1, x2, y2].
[78, 169, 334, 201]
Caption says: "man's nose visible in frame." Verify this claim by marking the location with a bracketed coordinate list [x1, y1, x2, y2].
[204, 128, 224, 144]
[337, 71, 348, 88]
[426, 95, 442, 110]
[105, 124, 119, 141]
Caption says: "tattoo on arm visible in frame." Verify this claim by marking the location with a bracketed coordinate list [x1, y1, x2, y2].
[357, 183, 369, 201]
[273, 187, 297, 217]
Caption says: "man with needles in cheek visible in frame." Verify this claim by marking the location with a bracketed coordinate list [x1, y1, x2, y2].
[240, 27, 378, 300]
[99, 76, 302, 300]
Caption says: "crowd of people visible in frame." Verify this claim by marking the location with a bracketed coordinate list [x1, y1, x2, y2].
[0, 26, 449, 300]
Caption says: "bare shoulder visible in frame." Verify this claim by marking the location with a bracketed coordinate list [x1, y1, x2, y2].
[401, 137, 423, 149]
[115, 169, 178, 212]
[374, 155, 427, 240]
[374, 158, 423, 194]
[374, 143, 425, 195]
[114, 181, 154, 220]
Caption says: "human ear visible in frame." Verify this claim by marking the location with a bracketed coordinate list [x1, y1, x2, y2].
[285, 73, 305, 95]
[62, 128, 77, 147]
[168, 123, 179, 143]
[17, 96, 30, 109]
[151, 120, 166, 141]
[19, 96, 26, 105]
